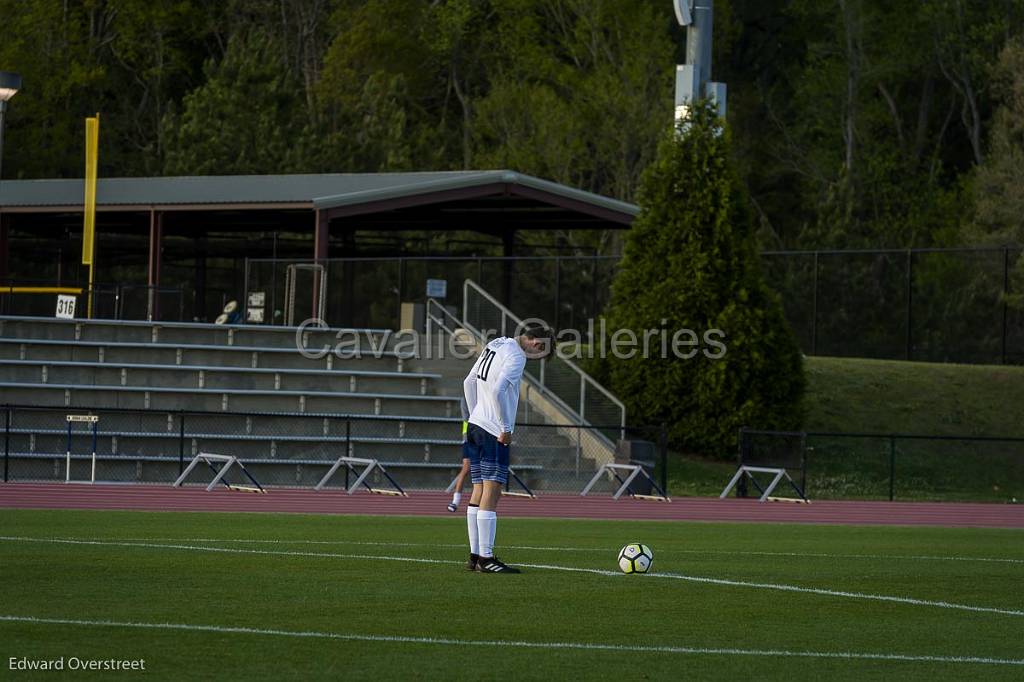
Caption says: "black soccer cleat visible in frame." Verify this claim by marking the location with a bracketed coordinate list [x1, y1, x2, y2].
[465, 553, 480, 571]
[447, 502, 459, 512]
[475, 556, 520, 574]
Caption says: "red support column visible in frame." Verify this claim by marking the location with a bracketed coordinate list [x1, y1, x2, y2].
[0, 212, 9, 287]
[147, 210, 163, 321]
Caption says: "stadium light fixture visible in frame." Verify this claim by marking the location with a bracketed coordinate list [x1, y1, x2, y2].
[0, 70, 22, 180]
[673, 0, 694, 26]
[672, 2, 727, 126]
[0, 71, 20, 102]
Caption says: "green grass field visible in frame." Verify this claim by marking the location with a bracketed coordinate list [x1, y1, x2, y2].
[805, 356, 1024, 436]
[1, 509, 1023, 680]
[662, 356, 1024, 502]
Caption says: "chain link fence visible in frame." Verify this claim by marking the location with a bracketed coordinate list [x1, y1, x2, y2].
[736, 428, 1024, 502]
[1, 405, 667, 496]
[8, 248, 1024, 365]
[244, 256, 619, 331]
[245, 249, 1024, 365]
[762, 247, 1024, 364]
[0, 280, 205, 323]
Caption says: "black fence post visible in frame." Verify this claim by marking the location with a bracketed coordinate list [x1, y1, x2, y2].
[3, 405, 10, 483]
[1002, 247, 1009, 365]
[554, 257, 561, 332]
[905, 250, 913, 361]
[659, 423, 668, 496]
[344, 419, 352, 491]
[398, 257, 405, 316]
[178, 412, 186, 475]
[811, 251, 819, 356]
[737, 427, 748, 498]
[243, 257, 251, 324]
[799, 432, 808, 494]
[270, 238, 279, 327]
[889, 436, 896, 502]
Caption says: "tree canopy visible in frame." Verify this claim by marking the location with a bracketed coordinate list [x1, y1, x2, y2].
[2, 0, 1023, 253]
[594, 102, 805, 453]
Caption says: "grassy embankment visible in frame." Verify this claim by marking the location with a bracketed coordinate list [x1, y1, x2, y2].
[666, 357, 1024, 501]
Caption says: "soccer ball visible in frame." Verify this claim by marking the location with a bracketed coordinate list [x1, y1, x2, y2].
[617, 543, 653, 574]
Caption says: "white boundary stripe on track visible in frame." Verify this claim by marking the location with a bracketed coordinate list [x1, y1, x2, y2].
[122, 537, 1024, 566]
[1, 614, 1021, 667]
[2, 535, 1023, 618]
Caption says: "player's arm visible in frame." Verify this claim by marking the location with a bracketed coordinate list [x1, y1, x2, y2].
[463, 354, 481, 415]
[493, 353, 526, 444]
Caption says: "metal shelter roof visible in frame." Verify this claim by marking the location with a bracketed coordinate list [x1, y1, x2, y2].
[0, 171, 638, 226]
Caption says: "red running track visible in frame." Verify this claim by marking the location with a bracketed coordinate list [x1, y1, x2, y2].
[1, 483, 1023, 528]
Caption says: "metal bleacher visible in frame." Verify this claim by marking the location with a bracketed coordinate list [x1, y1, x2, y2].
[0, 316, 477, 488]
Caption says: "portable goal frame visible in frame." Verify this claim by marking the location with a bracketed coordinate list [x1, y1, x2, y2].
[719, 465, 809, 503]
[580, 463, 670, 502]
[315, 456, 407, 497]
[172, 453, 266, 493]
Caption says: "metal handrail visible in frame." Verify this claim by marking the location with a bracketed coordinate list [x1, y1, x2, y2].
[425, 298, 462, 338]
[461, 279, 625, 439]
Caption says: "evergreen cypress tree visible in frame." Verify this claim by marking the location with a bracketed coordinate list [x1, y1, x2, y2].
[597, 102, 804, 455]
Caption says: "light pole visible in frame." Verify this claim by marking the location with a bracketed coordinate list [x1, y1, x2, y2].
[0, 70, 23, 180]
[672, 1, 726, 124]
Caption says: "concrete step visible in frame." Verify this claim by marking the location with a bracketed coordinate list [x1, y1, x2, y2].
[0, 383, 460, 417]
[0, 338, 410, 372]
[404, 355, 477, 397]
[9, 429, 581, 466]
[0, 360, 436, 395]
[9, 418, 585, 467]
[0, 316, 404, 351]
[3, 407, 468, 441]
[10, 431, 465, 463]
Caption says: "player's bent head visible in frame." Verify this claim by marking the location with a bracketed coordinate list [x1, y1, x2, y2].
[518, 322, 554, 359]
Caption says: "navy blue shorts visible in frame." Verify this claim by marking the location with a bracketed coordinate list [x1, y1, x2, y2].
[464, 423, 510, 485]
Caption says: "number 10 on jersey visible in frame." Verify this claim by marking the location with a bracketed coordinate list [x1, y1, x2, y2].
[476, 348, 497, 381]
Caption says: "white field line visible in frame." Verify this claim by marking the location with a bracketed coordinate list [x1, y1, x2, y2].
[2, 535, 1022, 618]
[60, 536, 1024, 566]
[0, 615, 1021, 667]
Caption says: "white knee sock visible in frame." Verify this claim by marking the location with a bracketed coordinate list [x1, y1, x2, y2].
[451, 491, 462, 506]
[467, 505, 480, 555]
[477, 510, 497, 558]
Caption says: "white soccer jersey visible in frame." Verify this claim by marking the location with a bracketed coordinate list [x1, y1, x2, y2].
[463, 337, 527, 438]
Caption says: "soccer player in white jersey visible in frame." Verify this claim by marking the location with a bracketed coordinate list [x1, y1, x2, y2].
[462, 323, 552, 573]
